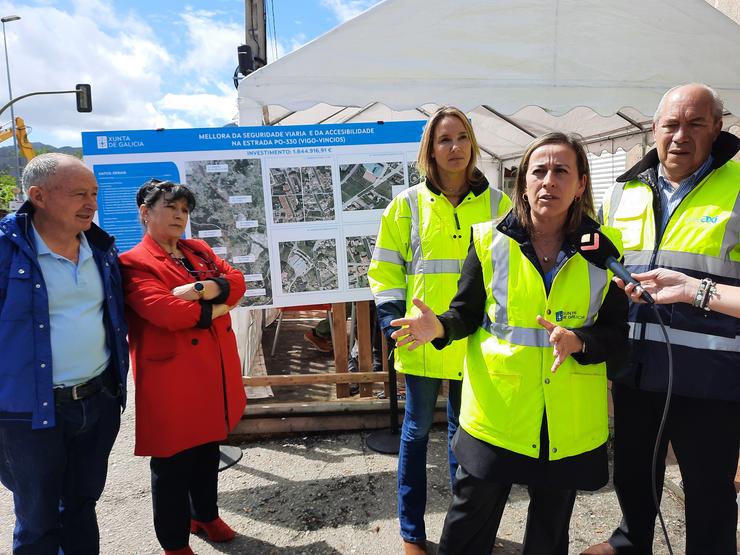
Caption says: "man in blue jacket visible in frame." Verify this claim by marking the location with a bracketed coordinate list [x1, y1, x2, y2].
[0, 153, 128, 554]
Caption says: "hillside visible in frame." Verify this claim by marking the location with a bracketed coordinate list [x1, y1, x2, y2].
[0, 143, 82, 175]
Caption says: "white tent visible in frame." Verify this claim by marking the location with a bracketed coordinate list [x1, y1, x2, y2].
[237, 0, 740, 172]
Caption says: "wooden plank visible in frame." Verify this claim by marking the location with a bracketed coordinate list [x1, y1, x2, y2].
[243, 398, 453, 417]
[244, 398, 407, 416]
[242, 398, 446, 417]
[332, 302, 350, 398]
[356, 301, 374, 397]
[232, 414, 394, 437]
[231, 408, 447, 439]
[243, 371, 388, 387]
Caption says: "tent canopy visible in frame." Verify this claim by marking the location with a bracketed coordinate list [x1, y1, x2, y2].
[238, 0, 740, 162]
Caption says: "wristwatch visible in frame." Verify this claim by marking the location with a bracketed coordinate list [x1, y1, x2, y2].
[193, 281, 205, 299]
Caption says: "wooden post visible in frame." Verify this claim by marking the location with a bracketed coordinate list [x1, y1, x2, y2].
[332, 302, 349, 398]
[356, 301, 373, 397]
[381, 334, 389, 398]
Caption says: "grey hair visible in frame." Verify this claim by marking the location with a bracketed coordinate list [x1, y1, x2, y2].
[20, 153, 85, 194]
[653, 83, 724, 125]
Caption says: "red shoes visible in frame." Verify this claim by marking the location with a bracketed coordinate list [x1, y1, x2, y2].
[163, 547, 194, 555]
[304, 329, 332, 352]
[163, 517, 234, 553]
[190, 517, 236, 542]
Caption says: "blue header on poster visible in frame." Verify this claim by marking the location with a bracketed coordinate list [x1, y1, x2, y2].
[82, 121, 426, 156]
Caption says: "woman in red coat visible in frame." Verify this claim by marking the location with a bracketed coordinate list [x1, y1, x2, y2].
[120, 180, 247, 555]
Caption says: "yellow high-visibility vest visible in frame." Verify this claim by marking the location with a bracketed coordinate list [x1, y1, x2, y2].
[369, 180, 511, 380]
[460, 221, 621, 460]
[601, 159, 740, 400]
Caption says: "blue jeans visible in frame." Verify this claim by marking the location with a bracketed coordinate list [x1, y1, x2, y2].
[398, 374, 462, 543]
[0, 389, 121, 554]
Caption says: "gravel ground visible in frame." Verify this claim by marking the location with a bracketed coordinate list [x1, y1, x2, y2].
[1, 377, 688, 554]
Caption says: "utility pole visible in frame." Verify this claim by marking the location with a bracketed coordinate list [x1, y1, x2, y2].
[244, 0, 267, 70]
[240, 1, 269, 124]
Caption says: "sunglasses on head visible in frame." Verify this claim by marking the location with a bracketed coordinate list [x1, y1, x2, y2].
[137, 178, 178, 206]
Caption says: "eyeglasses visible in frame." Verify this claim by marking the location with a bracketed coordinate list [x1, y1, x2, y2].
[170, 245, 221, 280]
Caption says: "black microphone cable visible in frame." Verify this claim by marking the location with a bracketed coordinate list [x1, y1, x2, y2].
[648, 306, 674, 555]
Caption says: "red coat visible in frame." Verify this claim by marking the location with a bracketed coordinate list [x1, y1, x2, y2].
[120, 234, 247, 457]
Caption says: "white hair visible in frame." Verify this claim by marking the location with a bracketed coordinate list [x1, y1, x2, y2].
[653, 83, 724, 125]
[20, 153, 86, 193]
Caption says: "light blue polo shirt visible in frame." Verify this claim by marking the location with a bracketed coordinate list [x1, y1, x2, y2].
[33, 224, 110, 386]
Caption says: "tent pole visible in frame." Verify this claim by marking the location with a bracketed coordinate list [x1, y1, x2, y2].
[616, 110, 646, 132]
[340, 102, 378, 123]
[481, 105, 536, 138]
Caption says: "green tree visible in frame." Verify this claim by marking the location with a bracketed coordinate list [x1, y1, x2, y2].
[0, 173, 18, 211]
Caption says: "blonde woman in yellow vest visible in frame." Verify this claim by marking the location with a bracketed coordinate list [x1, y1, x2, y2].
[390, 133, 629, 555]
[368, 106, 511, 554]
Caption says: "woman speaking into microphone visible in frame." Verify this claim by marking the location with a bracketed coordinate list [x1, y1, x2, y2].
[391, 133, 629, 555]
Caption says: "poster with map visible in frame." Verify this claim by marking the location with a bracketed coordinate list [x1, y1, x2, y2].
[270, 165, 334, 223]
[339, 161, 404, 212]
[83, 121, 425, 307]
[185, 159, 271, 305]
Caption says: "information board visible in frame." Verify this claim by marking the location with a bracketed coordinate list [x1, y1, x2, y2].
[82, 121, 425, 307]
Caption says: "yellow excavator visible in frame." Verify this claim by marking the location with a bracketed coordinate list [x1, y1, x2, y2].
[0, 116, 35, 161]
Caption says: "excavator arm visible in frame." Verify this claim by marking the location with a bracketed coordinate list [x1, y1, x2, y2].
[0, 116, 35, 161]
[14, 117, 35, 161]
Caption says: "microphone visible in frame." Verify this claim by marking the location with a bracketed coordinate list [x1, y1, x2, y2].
[577, 232, 655, 304]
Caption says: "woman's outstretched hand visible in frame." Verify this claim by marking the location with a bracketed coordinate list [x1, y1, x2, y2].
[614, 268, 697, 305]
[536, 315, 584, 373]
[390, 298, 445, 351]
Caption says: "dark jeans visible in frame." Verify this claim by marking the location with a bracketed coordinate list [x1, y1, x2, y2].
[398, 374, 462, 543]
[608, 382, 740, 555]
[438, 464, 576, 555]
[150, 442, 221, 550]
[0, 389, 121, 555]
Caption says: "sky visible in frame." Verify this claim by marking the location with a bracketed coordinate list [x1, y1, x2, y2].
[0, 0, 382, 147]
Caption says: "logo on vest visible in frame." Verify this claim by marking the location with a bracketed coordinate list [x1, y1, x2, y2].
[555, 310, 583, 322]
[700, 215, 718, 224]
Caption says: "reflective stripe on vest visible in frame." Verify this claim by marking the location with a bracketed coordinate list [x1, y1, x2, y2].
[369, 182, 511, 381]
[605, 164, 740, 358]
[624, 250, 740, 280]
[406, 258, 461, 275]
[373, 247, 405, 266]
[404, 187, 506, 275]
[629, 322, 740, 352]
[481, 233, 608, 343]
[464, 221, 616, 461]
[373, 288, 406, 304]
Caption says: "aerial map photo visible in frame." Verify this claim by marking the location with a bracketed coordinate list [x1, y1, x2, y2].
[407, 161, 421, 186]
[185, 158, 273, 306]
[345, 235, 376, 289]
[278, 239, 338, 293]
[270, 165, 334, 223]
[339, 161, 405, 211]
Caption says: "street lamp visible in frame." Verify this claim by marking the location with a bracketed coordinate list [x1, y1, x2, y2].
[1, 15, 20, 182]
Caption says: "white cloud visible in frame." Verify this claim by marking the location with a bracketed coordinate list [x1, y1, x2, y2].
[320, 0, 378, 23]
[179, 9, 243, 83]
[157, 85, 238, 128]
[0, 1, 243, 146]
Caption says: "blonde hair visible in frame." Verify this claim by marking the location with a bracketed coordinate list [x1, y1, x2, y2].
[512, 132, 595, 234]
[417, 106, 480, 187]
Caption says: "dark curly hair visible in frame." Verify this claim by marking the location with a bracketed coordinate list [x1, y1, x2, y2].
[136, 178, 196, 212]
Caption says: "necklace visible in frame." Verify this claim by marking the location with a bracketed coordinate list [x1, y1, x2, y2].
[532, 236, 564, 265]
